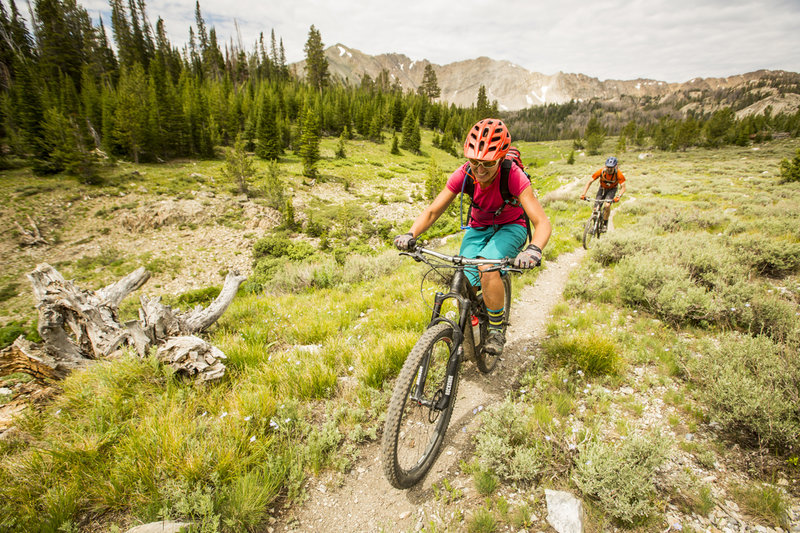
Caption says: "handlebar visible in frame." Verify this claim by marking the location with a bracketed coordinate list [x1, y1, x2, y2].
[581, 198, 616, 203]
[401, 245, 521, 272]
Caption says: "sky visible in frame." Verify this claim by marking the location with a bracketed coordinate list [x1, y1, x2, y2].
[78, 0, 800, 83]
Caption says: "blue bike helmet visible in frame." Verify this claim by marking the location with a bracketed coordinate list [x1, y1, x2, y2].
[605, 156, 618, 168]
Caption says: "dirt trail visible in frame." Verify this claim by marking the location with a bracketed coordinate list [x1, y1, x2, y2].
[275, 245, 587, 533]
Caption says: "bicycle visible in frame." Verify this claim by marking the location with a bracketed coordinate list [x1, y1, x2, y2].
[381, 244, 521, 489]
[581, 198, 615, 250]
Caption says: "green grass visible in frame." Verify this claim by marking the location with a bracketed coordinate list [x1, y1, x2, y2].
[2, 135, 800, 531]
[731, 482, 790, 528]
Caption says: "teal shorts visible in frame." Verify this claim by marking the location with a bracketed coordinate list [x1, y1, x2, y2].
[459, 224, 528, 287]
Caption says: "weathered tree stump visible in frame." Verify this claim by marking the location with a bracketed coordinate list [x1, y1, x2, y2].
[0, 264, 245, 383]
[14, 215, 48, 246]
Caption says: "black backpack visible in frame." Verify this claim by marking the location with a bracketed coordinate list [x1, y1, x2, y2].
[460, 159, 533, 243]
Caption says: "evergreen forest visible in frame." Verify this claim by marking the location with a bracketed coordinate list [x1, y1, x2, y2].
[0, 0, 488, 181]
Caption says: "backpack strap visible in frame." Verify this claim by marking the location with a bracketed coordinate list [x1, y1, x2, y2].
[460, 159, 533, 243]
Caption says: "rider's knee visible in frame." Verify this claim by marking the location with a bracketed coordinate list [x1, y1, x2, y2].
[480, 269, 501, 282]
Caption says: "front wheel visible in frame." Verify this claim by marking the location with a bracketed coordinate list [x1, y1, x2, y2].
[382, 322, 459, 489]
[582, 217, 596, 249]
[474, 275, 512, 373]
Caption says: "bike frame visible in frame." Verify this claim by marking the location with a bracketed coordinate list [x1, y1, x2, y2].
[404, 247, 508, 412]
[585, 198, 615, 234]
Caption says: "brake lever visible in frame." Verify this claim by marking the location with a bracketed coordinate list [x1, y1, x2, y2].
[399, 250, 424, 262]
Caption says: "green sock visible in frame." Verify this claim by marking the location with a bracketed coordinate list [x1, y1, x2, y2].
[487, 307, 504, 331]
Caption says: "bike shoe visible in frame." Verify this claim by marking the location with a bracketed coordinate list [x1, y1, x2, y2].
[484, 330, 506, 356]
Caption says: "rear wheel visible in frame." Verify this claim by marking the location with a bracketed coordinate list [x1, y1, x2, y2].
[475, 275, 511, 373]
[382, 322, 459, 489]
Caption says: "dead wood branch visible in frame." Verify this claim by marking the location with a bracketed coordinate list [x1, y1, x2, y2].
[14, 215, 47, 246]
[156, 336, 227, 382]
[0, 264, 245, 385]
[0, 336, 73, 381]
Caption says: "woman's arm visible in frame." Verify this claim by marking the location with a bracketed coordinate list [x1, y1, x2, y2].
[408, 188, 458, 238]
[517, 186, 551, 251]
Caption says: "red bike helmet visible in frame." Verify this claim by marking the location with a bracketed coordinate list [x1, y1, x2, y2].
[463, 119, 511, 161]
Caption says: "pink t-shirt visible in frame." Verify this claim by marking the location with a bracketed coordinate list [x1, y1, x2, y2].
[446, 162, 530, 228]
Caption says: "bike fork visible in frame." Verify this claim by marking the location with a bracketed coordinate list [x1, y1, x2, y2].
[435, 346, 462, 411]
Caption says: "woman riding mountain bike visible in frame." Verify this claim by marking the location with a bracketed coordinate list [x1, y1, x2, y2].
[394, 118, 552, 357]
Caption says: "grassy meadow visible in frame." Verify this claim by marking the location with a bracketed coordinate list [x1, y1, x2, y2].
[1, 132, 800, 531]
[465, 139, 800, 532]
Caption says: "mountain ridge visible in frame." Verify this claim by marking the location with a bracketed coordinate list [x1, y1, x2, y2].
[292, 43, 800, 114]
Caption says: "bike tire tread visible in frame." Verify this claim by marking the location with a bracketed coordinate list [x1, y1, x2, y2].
[381, 322, 457, 489]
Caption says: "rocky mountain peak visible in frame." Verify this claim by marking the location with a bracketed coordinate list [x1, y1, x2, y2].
[291, 44, 800, 115]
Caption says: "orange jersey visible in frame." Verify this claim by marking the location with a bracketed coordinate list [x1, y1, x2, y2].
[591, 168, 626, 189]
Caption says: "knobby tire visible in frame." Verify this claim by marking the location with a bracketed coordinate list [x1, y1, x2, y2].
[474, 276, 512, 373]
[382, 322, 459, 489]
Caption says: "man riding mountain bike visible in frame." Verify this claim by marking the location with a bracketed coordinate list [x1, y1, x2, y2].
[580, 156, 626, 232]
[394, 118, 551, 357]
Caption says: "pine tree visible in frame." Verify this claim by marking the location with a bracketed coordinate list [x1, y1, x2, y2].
[127, 0, 152, 69]
[567, 150, 575, 165]
[221, 136, 255, 196]
[779, 149, 800, 183]
[0, 0, 35, 76]
[335, 132, 346, 158]
[418, 64, 441, 100]
[368, 114, 383, 143]
[11, 60, 46, 157]
[704, 108, 735, 148]
[114, 62, 149, 162]
[476, 85, 490, 118]
[80, 65, 102, 146]
[391, 97, 405, 131]
[584, 114, 606, 155]
[303, 25, 329, 90]
[35, 107, 79, 174]
[299, 105, 320, 179]
[270, 29, 279, 69]
[256, 91, 281, 160]
[205, 27, 224, 80]
[278, 38, 288, 79]
[390, 133, 400, 155]
[194, 1, 208, 52]
[401, 109, 420, 153]
[263, 159, 285, 209]
[671, 117, 700, 151]
[424, 156, 444, 200]
[33, 0, 90, 89]
[110, 0, 134, 67]
[615, 135, 626, 154]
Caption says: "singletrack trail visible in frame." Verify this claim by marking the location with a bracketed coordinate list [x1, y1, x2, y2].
[275, 244, 587, 533]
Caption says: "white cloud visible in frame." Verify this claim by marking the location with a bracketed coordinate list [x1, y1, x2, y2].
[80, 0, 800, 82]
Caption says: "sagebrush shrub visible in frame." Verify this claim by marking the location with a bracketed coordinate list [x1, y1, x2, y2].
[573, 433, 669, 525]
[474, 400, 548, 483]
[690, 332, 800, 449]
[733, 236, 800, 277]
[617, 254, 720, 326]
[591, 230, 652, 266]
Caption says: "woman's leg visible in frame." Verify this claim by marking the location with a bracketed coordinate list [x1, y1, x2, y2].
[475, 224, 528, 355]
